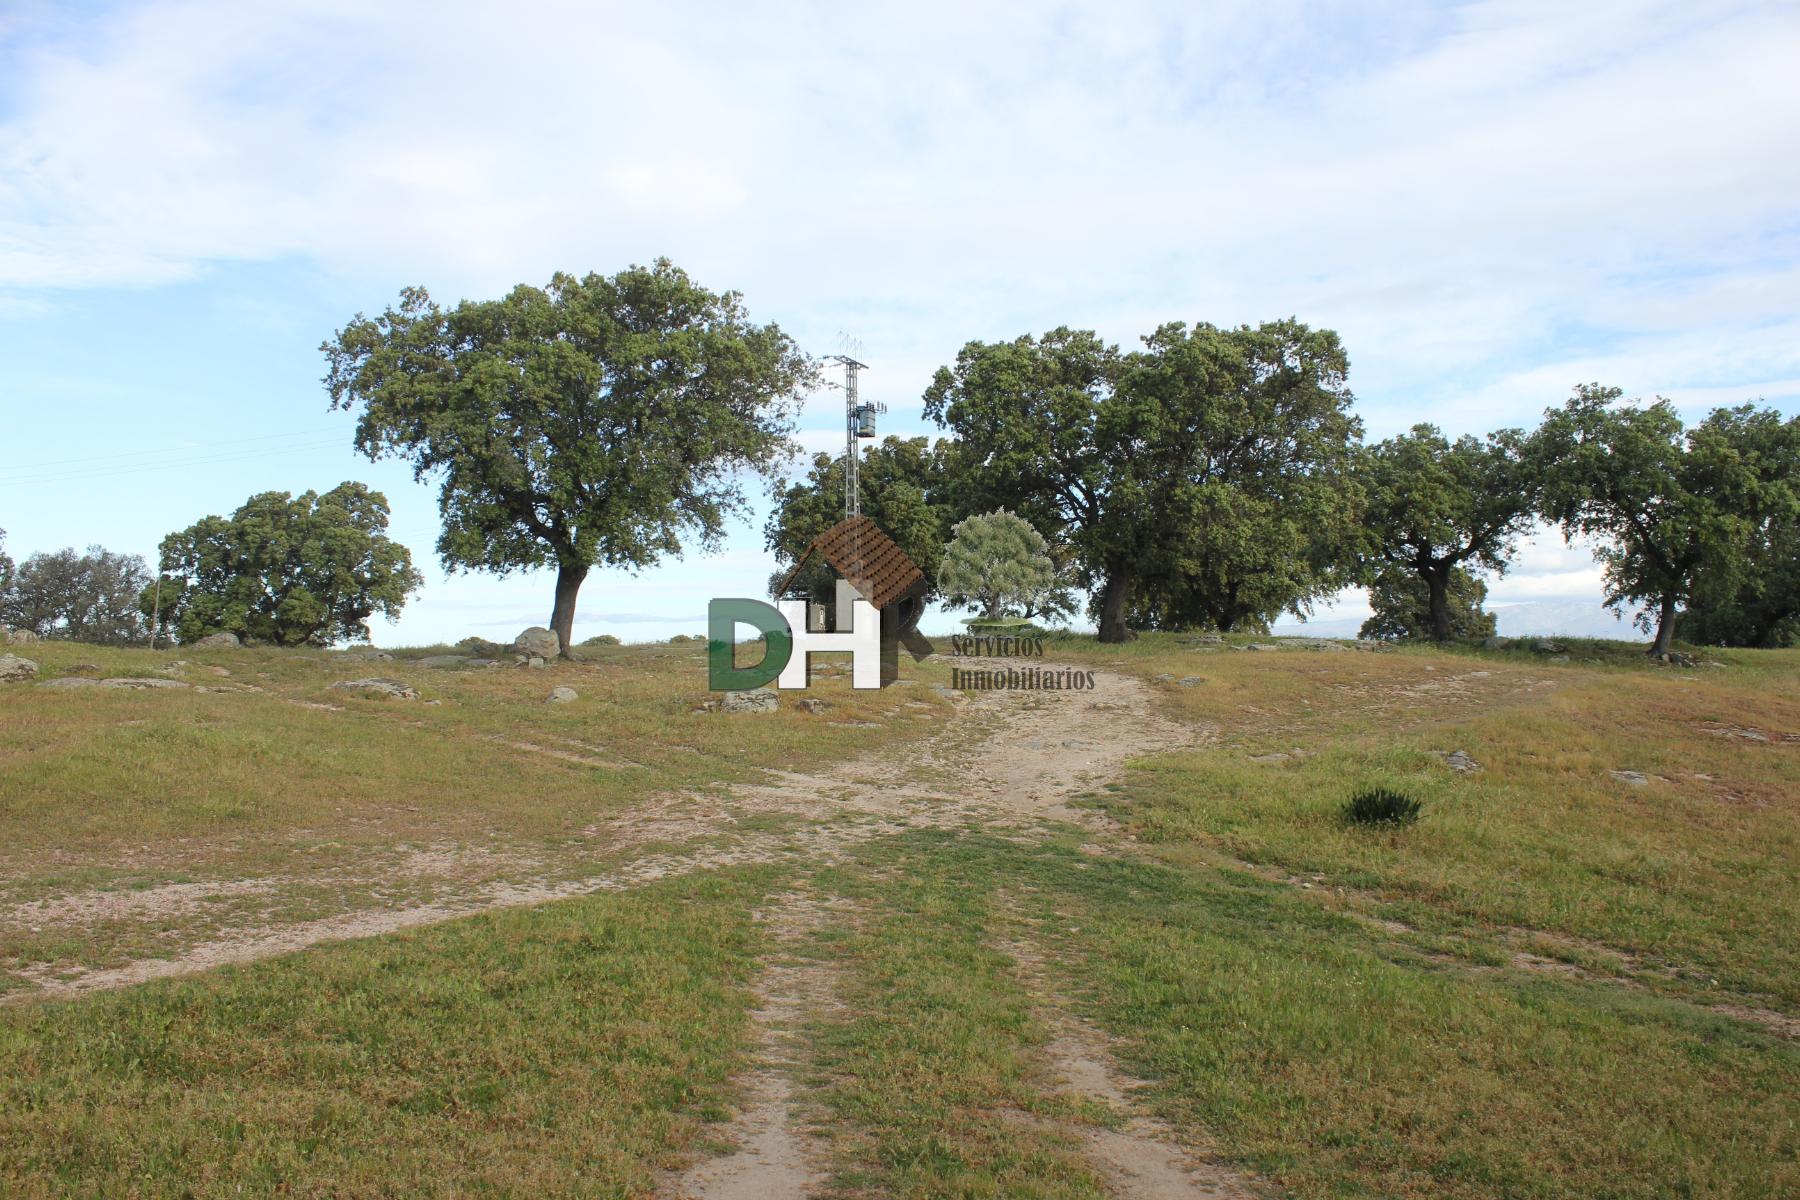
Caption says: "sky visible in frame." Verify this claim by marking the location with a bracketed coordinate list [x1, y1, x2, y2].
[1, 0, 1797, 645]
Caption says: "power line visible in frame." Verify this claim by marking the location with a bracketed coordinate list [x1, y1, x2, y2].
[0, 437, 355, 489]
[17, 429, 353, 471]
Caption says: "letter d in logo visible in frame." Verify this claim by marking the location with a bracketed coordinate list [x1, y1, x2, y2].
[708, 599, 793, 691]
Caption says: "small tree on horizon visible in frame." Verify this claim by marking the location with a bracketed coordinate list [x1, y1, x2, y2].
[3, 545, 151, 645]
[1359, 563, 1497, 642]
[938, 508, 1059, 621]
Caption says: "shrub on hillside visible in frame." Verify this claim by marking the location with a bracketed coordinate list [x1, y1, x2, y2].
[1342, 787, 1422, 827]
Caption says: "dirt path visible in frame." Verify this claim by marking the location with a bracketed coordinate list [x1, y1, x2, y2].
[1, 660, 1184, 1001]
[668, 891, 844, 1200]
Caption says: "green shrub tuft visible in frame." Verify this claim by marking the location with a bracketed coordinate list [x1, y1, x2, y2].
[1343, 787, 1422, 827]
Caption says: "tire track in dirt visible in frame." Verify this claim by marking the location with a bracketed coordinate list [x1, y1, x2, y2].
[667, 891, 847, 1200]
[994, 922, 1274, 1200]
[2, 661, 1188, 1003]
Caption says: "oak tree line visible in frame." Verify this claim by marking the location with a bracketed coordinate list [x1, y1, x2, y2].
[9, 260, 1795, 654]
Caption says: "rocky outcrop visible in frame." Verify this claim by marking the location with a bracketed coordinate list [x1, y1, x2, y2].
[514, 627, 561, 659]
[328, 678, 418, 700]
[192, 632, 242, 648]
[417, 655, 470, 669]
[41, 676, 189, 690]
[0, 654, 39, 682]
[720, 688, 779, 714]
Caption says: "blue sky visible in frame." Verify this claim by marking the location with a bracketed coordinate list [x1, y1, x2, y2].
[2, 0, 1797, 644]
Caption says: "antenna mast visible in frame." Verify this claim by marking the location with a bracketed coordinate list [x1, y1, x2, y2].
[827, 338, 874, 520]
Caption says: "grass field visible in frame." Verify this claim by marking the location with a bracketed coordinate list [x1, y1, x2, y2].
[0, 632, 1794, 1197]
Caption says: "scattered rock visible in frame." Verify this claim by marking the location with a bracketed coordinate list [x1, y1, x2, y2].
[1654, 651, 1697, 667]
[527, 656, 547, 669]
[192, 631, 242, 648]
[4, 628, 40, 645]
[328, 678, 418, 700]
[1550, 654, 1571, 663]
[342, 647, 394, 662]
[1531, 638, 1564, 654]
[1466, 670, 1491, 678]
[0, 654, 40, 682]
[1153, 672, 1174, 682]
[1248, 752, 1291, 763]
[513, 626, 561, 659]
[1482, 636, 1511, 650]
[546, 686, 578, 704]
[1178, 676, 1204, 687]
[1246, 642, 1278, 652]
[797, 697, 829, 714]
[1610, 770, 1649, 786]
[1199, 634, 1223, 644]
[417, 654, 470, 669]
[720, 688, 779, 714]
[41, 676, 189, 690]
[1438, 749, 1482, 773]
[468, 658, 502, 669]
[65, 662, 101, 676]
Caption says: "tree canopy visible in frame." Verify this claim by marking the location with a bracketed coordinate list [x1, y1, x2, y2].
[1538, 388, 1799, 655]
[324, 260, 813, 654]
[2, 545, 150, 645]
[938, 509, 1060, 621]
[1676, 505, 1800, 647]
[148, 482, 421, 647]
[923, 321, 1358, 641]
[1353, 423, 1539, 641]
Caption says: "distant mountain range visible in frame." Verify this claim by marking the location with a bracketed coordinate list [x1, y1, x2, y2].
[1275, 599, 1646, 641]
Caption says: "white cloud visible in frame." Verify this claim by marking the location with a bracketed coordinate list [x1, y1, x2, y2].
[3, 0, 1796, 642]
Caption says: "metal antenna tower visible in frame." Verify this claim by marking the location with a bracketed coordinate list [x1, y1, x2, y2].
[826, 337, 878, 520]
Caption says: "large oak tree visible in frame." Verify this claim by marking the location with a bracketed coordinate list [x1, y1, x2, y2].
[923, 321, 1357, 642]
[148, 482, 420, 647]
[1538, 387, 1799, 656]
[325, 260, 813, 655]
[1353, 424, 1540, 642]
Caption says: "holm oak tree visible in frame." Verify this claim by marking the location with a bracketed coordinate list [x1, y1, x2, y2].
[324, 261, 813, 655]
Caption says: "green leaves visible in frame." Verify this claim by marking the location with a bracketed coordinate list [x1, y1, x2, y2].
[764, 435, 958, 600]
[152, 483, 421, 646]
[925, 320, 1360, 638]
[1350, 422, 1539, 640]
[324, 261, 812, 581]
[938, 509, 1060, 620]
[1536, 388, 1800, 648]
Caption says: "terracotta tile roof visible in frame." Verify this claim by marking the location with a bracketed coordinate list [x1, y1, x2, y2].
[777, 516, 923, 610]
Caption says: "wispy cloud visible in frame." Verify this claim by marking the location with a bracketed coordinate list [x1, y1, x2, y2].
[2, 1, 1795, 642]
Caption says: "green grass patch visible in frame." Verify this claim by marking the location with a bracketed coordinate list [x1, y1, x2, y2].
[0, 868, 776, 1198]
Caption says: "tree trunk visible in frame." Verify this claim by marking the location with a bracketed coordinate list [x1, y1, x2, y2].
[550, 562, 589, 658]
[1096, 567, 1136, 643]
[1426, 566, 1452, 643]
[1648, 592, 1677, 657]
